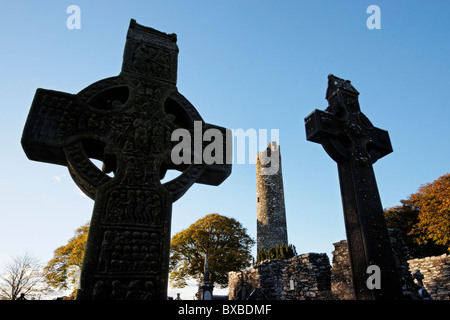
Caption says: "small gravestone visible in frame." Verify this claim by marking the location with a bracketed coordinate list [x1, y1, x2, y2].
[305, 74, 403, 299]
[199, 255, 214, 300]
[21, 19, 231, 300]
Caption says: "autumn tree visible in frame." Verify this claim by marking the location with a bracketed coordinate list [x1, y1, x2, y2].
[43, 222, 89, 295]
[384, 173, 450, 257]
[0, 252, 46, 300]
[169, 214, 255, 289]
[384, 202, 446, 257]
[406, 173, 450, 251]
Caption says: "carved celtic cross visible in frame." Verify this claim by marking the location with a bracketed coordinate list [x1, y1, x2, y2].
[305, 74, 403, 300]
[21, 20, 231, 300]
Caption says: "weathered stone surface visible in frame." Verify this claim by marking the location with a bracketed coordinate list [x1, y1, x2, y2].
[21, 19, 231, 300]
[256, 142, 288, 253]
[330, 240, 355, 300]
[408, 253, 450, 300]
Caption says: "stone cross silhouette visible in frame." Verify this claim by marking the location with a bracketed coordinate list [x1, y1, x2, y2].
[305, 74, 402, 299]
[21, 20, 231, 300]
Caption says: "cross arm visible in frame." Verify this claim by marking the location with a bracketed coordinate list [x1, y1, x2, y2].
[22, 88, 112, 199]
[196, 123, 232, 186]
[161, 122, 231, 202]
[161, 93, 232, 202]
[305, 110, 393, 165]
[305, 109, 350, 163]
[363, 126, 393, 164]
[21, 88, 77, 166]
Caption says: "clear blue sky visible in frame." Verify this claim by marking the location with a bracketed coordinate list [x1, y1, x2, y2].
[0, 0, 449, 296]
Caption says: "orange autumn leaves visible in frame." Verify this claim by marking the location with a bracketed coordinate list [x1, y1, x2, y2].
[407, 173, 450, 249]
[385, 173, 450, 255]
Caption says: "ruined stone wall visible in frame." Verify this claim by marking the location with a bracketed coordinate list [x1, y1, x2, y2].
[281, 253, 332, 300]
[408, 254, 450, 300]
[228, 253, 332, 300]
[229, 228, 449, 300]
[330, 240, 355, 300]
[330, 229, 422, 300]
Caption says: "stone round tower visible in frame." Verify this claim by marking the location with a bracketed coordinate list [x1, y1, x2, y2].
[256, 142, 288, 253]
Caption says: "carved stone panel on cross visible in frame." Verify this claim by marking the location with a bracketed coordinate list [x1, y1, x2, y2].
[22, 19, 231, 300]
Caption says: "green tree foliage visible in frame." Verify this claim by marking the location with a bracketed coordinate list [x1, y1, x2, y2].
[169, 214, 255, 288]
[256, 243, 297, 263]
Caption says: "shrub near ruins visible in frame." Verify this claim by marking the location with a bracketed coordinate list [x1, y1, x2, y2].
[256, 244, 297, 264]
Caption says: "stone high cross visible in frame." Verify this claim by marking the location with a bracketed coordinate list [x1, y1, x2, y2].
[21, 20, 231, 300]
[305, 74, 402, 300]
